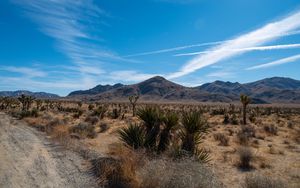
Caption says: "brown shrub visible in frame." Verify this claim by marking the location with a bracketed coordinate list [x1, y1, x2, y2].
[237, 126, 256, 145]
[238, 147, 253, 169]
[263, 125, 278, 135]
[213, 133, 229, 146]
[138, 158, 223, 188]
[89, 144, 143, 188]
[85, 115, 99, 125]
[70, 122, 97, 138]
[244, 173, 286, 188]
[89, 157, 139, 188]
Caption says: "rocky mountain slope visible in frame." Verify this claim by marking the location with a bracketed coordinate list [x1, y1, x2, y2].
[0, 90, 59, 99]
[67, 76, 300, 103]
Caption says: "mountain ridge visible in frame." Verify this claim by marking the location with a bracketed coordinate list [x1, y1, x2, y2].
[66, 76, 300, 103]
[0, 90, 59, 99]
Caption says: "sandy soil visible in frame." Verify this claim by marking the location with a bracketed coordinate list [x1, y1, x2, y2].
[0, 112, 98, 188]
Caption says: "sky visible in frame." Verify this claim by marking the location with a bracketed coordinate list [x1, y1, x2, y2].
[0, 0, 300, 96]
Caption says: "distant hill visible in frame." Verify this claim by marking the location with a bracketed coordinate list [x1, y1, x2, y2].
[67, 76, 300, 104]
[0, 90, 59, 99]
[68, 83, 124, 96]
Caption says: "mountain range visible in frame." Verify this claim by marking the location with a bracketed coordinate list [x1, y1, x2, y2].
[1, 77, 300, 103]
[67, 76, 300, 104]
[0, 90, 59, 99]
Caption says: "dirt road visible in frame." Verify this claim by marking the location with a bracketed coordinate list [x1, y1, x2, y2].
[0, 113, 98, 188]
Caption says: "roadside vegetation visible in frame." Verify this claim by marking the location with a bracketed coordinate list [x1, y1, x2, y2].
[0, 94, 299, 188]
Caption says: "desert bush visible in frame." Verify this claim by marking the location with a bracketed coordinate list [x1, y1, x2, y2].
[263, 124, 278, 135]
[45, 118, 65, 133]
[238, 147, 253, 169]
[70, 122, 97, 138]
[99, 123, 109, 133]
[73, 109, 83, 118]
[110, 108, 121, 119]
[210, 108, 226, 115]
[85, 115, 99, 125]
[213, 133, 229, 146]
[93, 105, 107, 119]
[90, 157, 138, 188]
[244, 173, 286, 188]
[237, 126, 256, 145]
[223, 113, 230, 124]
[17, 108, 39, 119]
[138, 158, 222, 188]
[88, 104, 95, 111]
[230, 113, 239, 125]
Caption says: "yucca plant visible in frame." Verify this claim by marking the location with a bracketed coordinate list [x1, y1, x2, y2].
[118, 124, 145, 149]
[137, 106, 163, 149]
[180, 110, 209, 153]
[240, 94, 251, 125]
[158, 112, 179, 152]
[194, 148, 211, 163]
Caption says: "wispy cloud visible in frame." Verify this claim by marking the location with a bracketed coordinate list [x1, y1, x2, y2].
[0, 66, 47, 77]
[125, 30, 300, 57]
[175, 43, 300, 56]
[11, 0, 148, 90]
[167, 10, 300, 79]
[246, 54, 300, 70]
[124, 41, 224, 57]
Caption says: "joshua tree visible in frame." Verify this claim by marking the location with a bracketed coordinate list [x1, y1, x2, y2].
[35, 99, 43, 110]
[128, 95, 139, 116]
[18, 95, 35, 111]
[240, 94, 251, 125]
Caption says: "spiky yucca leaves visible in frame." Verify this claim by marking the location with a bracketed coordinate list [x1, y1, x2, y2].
[158, 112, 179, 152]
[118, 124, 144, 149]
[194, 148, 211, 163]
[180, 110, 209, 153]
[240, 94, 251, 125]
[137, 106, 163, 149]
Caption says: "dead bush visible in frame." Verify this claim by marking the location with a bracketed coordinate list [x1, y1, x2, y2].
[138, 158, 223, 188]
[237, 126, 256, 145]
[244, 173, 286, 188]
[70, 122, 97, 138]
[85, 115, 99, 125]
[89, 157, 138, 188]
[263, 125, 278, 135]
[99, 123, 109, 133]
[213, 133, 229, 146]
[238, 147, 253, 170]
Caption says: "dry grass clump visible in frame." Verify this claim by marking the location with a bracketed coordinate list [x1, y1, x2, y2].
[85, 115, 99, 125]
[213, 132, 229, 146]
[69, 122, 97, 138]
[89, 157, 139, 188]
[243, 173, 286, 188]
[99, 122, 109, 133]
[237, 126, 256, 145]
[138, 158, 223, 188]
[263, 124, 278, 135]
[89, 144, 143, 188]
[238, 147, 254, 170]
[45, 118, 65, 133]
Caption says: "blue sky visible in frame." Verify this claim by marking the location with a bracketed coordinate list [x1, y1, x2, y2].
[1, 0, 300, 96]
